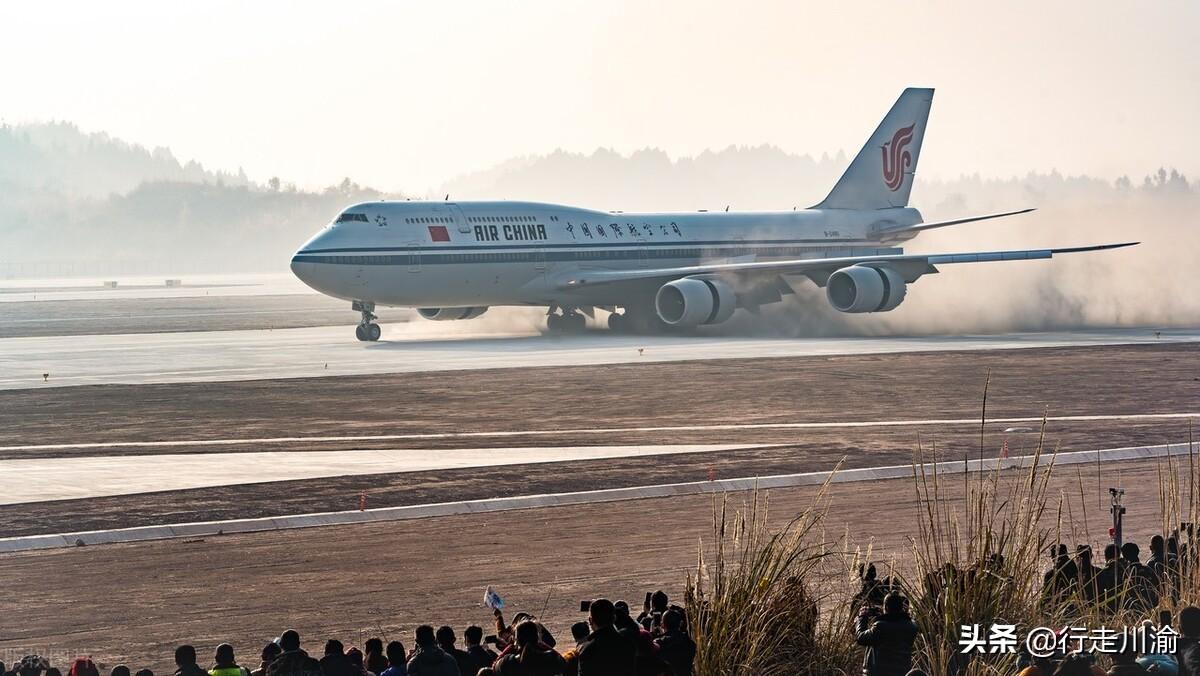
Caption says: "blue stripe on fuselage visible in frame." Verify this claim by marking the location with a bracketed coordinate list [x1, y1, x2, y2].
[298, 237, 871, 255]
[291, 243, 903, 266]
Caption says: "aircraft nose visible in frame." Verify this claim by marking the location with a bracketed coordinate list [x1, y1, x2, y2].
[290, 255, 311, 284]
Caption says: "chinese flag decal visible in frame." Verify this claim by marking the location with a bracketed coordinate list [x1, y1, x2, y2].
[428, 225, 450, 242]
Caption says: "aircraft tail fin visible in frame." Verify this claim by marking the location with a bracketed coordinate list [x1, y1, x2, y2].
[814, 87, 934, 210]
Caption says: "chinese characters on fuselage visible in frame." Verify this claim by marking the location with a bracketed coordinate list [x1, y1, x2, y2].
[563, 222, 684, 240]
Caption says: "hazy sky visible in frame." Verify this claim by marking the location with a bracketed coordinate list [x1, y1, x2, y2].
[3, 1, 1198, 192]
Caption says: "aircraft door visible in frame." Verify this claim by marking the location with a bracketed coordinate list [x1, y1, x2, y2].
[447, 203, 470, 234]
[406, 240, 421, 273]
[635, 224, 650, 268]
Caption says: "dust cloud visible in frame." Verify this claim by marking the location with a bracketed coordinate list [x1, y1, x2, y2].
[717, 192, 1199, 337]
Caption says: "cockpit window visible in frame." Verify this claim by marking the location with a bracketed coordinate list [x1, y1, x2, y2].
[335, 212, 369, 223]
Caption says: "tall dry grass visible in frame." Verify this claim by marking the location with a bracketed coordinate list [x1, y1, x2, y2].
[685, 468, 863, 675]
[683, 386, 1199, 675]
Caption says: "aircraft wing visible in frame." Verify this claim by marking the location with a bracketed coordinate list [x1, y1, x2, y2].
[555, 242, 1138, 289]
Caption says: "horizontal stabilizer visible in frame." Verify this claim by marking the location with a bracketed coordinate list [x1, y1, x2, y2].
[877, 208, 1035, 239]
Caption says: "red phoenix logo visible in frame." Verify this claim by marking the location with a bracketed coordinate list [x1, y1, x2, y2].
[881, 124, 915, 191]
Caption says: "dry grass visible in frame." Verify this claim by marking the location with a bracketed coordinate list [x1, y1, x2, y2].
[684, 379, 1200, 676]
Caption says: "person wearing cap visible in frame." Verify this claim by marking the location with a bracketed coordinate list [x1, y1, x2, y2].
[210, 645, 250, 676]
[855, 592, 918, 676]
[612, 602, 641, 641]
[560, 622, 592, 676]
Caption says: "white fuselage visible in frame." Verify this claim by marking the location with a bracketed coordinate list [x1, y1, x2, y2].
[290, 200, 922, 309]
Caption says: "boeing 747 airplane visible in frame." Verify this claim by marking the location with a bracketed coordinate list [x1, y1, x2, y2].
[291, 88, 1135, 341]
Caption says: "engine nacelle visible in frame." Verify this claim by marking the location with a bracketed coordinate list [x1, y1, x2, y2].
[655, 277, 737, 327]
[826, 265, 907, 313]
[417, 307, 489, 321]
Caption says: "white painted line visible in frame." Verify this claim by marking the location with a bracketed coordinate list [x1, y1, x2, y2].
[1, 441, 1194, 554]
[4, 412, 1197, 453]
[0, 444, 771, 505]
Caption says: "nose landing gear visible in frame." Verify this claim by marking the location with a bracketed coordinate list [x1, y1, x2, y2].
[353, 301, 381, 342]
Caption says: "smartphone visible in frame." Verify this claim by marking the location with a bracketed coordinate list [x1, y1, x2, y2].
[1160, 610, 1173, 627]
[580, 600, 592, 612]
[484, 635, 499, 644]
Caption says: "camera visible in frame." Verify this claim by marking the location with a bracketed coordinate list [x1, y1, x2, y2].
[580, 600, 592, 612]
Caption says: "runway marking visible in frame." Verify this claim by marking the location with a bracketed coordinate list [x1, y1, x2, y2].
[1, 441, 1193, 553]
[0, 444, 772, 505]
[0, 309, 353, 323]
[3, 412, 1197, 453]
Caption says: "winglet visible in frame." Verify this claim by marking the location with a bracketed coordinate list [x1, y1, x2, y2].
[1049, 241, 1139, 254]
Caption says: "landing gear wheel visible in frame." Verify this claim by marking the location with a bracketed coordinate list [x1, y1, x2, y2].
[607, 312, 628, 333]
[353, 300, 379, 342]
[547, 312, 586, 334]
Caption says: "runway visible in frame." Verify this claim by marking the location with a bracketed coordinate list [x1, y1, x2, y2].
[0, 443, 764, 504]
[0, 272, 308, 303]
[4, 412, 1198, 453]
[1, 441, 1191, 552]
[2, 323, 1195, 390]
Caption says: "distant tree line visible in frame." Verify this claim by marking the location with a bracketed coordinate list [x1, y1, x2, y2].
[0, 123, 1193, 276]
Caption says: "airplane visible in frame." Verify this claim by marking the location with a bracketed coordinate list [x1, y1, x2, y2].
[290, 87, 1136, 341]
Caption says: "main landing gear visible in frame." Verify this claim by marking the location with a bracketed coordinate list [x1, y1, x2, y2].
[546, 307, 587, 334]
[353, 301, 381, 342]
[607, 311, 629, 333]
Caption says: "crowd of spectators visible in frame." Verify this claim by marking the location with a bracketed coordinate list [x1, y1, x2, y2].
[1040, 536, 1198, 616]
[846, 533, 1200, 676]
[0, 594, 694, 676]
[5, 535, 1200, 676]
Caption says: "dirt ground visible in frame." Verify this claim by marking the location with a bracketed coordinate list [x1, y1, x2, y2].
[3, 343, 1197, 451]
[1, 343, 1196, 536]
[1, 457, 1195, 672]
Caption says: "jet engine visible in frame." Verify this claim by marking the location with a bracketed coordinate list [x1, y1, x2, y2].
[417, 307, 489, 321]
[654, 277, 737, 327]
[825, 265, 907, 313]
